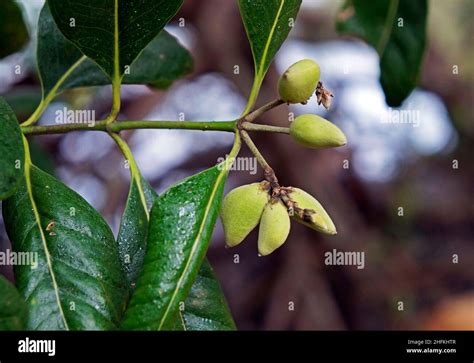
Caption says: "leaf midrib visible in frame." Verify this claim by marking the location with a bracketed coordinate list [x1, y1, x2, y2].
[241, 0, 286, 114]
[377, 0, 400, 56]
[22, 137, 69, 330]
[113, 0, 121, 82]
[257, 0, 286, 78]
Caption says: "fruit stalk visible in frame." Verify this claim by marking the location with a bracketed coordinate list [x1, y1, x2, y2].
[242, 98, 285, 123]
[242, 122, 290, 134]
[239, 130, 278, 185]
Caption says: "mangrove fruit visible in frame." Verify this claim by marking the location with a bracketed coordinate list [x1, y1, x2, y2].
[278, 59, 320, 104]
[258, 201, 291, 256]
[220, 182, 270, 247]
[288, 187, 336, 235]
[290, 114, 346, 149]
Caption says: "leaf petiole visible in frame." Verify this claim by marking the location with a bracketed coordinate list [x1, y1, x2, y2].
[109, 133, 149, 219]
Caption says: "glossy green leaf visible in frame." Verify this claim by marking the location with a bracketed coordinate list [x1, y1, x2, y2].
[120, 189, 236, 330]
[0, 275, 28, 330]
[111, 134, 235, 330]
[238, 0, 302, 109]
[0, 0, 29, 58]
[2, 149, 127, 330]
[111, 133, 235, 330]
[121, 166, 228, 330]
[47, 0, 184, 79]
[0, 97, 25, 200]
[116, 158, 235, 329]
[38, 3, 192, 97]
[337, 0, 428, 106]
[178, 260, 236, 331]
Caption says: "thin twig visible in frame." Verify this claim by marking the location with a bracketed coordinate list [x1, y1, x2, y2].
[21, 120, 237, 135]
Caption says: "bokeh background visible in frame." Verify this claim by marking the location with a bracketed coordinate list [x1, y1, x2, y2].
[0, 0, 473, 330]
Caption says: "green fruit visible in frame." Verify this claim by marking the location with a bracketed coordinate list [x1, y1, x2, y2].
[288, 187, 336, 235]
[290, 114, 346, 149]
[278, 59, 320, 104]
[220, 182, 270, 247]
[258, 201, 291, 256]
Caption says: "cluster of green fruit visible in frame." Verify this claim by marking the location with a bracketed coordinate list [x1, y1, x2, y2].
[280, 59, 346, 149]
[220, 59, 347, 255]
[220, 182, 336, 256]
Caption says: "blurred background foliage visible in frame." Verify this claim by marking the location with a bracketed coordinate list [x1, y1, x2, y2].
[0, 0, 473, 330]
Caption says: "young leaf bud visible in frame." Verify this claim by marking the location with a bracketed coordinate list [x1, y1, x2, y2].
[258, 201, 291, 256]
[220, 182, 270, 247]
[288, 188, 336, 235]
[278, 59, 320, 104]
[290, 114, 346, 149]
